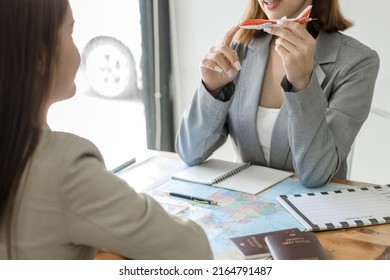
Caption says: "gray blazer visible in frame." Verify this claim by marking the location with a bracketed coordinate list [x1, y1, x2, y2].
[0, 128, 213, 259]
[176, 31, 380, 187]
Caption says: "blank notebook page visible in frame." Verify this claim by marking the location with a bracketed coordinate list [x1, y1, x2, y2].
[172, 159, 245, 185]
[214, 165, 293, 195]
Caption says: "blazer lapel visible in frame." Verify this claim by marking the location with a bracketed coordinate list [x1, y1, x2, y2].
[313, 31, 341, 86]
[269, 102, 290, 170]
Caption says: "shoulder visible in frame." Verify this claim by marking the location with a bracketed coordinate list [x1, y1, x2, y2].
[39, 128, 105, 166]
[339, 32, 378, 58]
[318, 31, 379, 64]
[37, 129, 112, 204]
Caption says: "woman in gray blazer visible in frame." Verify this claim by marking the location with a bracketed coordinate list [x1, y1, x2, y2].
[176, 0, 380, 187]
[0, 0, 212, 260]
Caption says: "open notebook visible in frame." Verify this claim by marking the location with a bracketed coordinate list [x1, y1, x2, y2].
[172, 159, 293, 195]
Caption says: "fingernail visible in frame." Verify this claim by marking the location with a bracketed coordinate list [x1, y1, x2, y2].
[214, 66, 223, 73]
[227, 69, 233, 77]
[234, 61, 241, 71]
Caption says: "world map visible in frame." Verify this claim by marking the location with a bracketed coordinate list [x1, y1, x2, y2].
[148, 177, 346, 259]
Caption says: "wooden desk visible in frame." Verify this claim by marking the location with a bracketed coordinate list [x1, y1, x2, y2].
[96, 151, 390, 260]
[315, 178, 390, 260]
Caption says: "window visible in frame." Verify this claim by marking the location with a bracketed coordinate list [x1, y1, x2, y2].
[48, 0, 146, 169]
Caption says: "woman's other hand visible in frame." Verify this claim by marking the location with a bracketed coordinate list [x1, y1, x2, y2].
[200, 25, 241, 95]
[265, 21, 316, 92]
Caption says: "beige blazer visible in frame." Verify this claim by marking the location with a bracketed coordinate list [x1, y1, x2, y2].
[0, 128, 213, 259]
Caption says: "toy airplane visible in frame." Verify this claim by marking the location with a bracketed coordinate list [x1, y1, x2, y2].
[240, 5, 313, 30]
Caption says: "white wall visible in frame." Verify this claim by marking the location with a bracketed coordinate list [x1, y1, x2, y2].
[339, 0, 390, 184]
[170, 0, 246, 120]
[171, 0, 390, 184]
[170, 0, 245, 161]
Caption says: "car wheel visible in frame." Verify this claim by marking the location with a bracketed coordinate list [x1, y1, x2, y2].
[80, 36, 139, 100]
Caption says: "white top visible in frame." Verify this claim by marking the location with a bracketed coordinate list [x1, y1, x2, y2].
[256, 106, 280, 165]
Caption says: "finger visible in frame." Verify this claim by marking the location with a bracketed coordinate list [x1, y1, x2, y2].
[201, 52, 233, 74]
[274, 43, 289, 59]
[199, 60, 223, 73]
[208, 44, 241, 71]
[221, 25, 240, 46]
[200, 61, 236, 79]
[275, 37, 296, 53]
[265, 21, 308, 40]
[218, 45, 241, 70]
[266, 26, 305, 49]
[282, 21, 311, 39]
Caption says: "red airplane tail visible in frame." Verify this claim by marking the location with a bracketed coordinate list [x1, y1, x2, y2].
[296, 5, 312, 20]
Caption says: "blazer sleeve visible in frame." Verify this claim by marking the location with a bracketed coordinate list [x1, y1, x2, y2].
[175, 82, 235, 166]
[282, 48, 380, 187]
[58, 137, 213, 259]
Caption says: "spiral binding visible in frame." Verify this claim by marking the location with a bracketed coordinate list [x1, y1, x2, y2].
[212, 162, 252, 184]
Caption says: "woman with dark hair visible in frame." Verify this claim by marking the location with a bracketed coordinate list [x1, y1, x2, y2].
[176, 0, 380, 187]
[0, 0, 212, 260]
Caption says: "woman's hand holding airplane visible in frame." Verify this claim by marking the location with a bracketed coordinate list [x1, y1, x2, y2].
[265, 21, 316, 92]
[200, 25, 241, 96]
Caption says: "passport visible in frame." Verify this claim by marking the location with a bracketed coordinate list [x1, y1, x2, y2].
[264, 231, 330, 260]
[230, 228, 300, 259]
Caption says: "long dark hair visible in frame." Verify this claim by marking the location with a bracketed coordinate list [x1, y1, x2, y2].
[234, 0, 353, 44]
[0, 0, 68, 258]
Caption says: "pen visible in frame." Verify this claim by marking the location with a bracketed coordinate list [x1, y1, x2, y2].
[168, 192, 218, 205]
[110, 157, 136, 173]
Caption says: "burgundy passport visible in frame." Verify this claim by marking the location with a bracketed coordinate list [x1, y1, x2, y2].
[230, 228, 299, 259]
[264, 231, 330, 260]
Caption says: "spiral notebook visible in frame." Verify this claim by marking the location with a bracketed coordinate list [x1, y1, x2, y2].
[277, 185, 390, 231]
[172, 159, 293, 195]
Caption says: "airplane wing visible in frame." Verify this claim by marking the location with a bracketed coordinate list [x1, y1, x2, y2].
[239, 5, 313, 30]
[239, 19, 277, 30]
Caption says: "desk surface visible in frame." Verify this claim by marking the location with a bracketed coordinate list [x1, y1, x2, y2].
[96, 151, 390, 260]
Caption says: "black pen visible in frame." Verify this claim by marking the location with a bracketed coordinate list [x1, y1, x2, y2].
[110, 157, 136, 173]
[168, 192, 218, 205]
